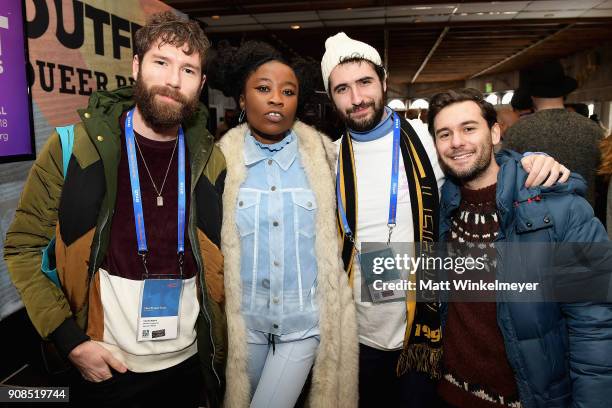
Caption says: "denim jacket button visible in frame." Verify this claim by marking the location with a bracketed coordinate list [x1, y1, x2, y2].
[272, 297, 279, 304]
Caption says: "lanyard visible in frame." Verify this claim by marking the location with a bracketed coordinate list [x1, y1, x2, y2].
[125, 108, 186, 277]
[336, 112, 401, 247]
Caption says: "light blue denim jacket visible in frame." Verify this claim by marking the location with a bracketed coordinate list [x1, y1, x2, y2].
[236, 131, 319, 336]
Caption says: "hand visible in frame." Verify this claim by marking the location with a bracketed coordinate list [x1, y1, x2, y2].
[521, 154, 570, 188]
[68, 340, 128, 382]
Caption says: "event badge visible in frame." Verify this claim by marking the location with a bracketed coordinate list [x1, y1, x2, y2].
[137, 279, 183, 341]
[359, 246, 405, 303]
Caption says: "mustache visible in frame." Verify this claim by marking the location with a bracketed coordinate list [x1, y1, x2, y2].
[149, 86, 188, 105]
[346, 101, 375, 115]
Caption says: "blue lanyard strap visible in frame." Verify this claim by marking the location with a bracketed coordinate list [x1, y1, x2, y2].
[387, 113, 401, 243]
[125, 108, 186, 275]
[336, 112, 402, 246]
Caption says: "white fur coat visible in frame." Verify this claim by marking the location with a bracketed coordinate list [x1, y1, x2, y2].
[218, 121, 358, 408]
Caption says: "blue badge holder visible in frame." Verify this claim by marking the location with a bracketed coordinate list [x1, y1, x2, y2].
[41, 125, 75, 288]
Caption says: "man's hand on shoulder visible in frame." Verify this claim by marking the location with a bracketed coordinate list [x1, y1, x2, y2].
[68, 340, 128, 382]
[521, 154, 570, 188]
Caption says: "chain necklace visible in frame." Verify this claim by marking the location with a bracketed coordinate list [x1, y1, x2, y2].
[134, 134, 178, 207]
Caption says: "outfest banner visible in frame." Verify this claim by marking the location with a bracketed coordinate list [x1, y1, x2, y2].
[27, 0, 174, 128]
[0, 0, 177, 320]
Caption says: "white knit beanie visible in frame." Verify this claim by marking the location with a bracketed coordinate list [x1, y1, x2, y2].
[320, 32, 383, 93]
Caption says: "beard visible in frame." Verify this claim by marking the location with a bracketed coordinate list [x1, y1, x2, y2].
[133, 72, 200, 131]
[440, 139, 494, 183]
[339, 97, 385, 132]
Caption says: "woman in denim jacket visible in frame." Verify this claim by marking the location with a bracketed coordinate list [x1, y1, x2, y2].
[210, 41, 358, 408]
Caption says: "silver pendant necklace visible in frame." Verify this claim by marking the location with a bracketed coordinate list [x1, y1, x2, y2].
[134, 135, 178, 206]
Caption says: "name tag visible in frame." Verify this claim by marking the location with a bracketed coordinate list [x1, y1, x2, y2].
[360, 247, 405, 303]
[137, 279, 183, 341]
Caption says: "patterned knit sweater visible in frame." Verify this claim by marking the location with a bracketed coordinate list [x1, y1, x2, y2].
[438, 183, 521, 408]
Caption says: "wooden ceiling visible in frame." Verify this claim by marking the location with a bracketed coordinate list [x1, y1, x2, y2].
[162, 1, 612, 87]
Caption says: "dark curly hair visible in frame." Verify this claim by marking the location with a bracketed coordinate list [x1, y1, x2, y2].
[428, 88, 498, 136]
[207, 40, 319, 116]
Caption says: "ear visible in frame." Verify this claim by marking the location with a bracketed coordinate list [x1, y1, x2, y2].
[491, 122, 501, 145]
[132, 55, 140, 80]
[200, 74, 207, 92]
[239, 94, 245, 111]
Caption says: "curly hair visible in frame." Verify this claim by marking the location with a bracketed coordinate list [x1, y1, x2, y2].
[134, 11, 210, 69]
[598, 134, 612, 180]
[206, 40, 319, 116]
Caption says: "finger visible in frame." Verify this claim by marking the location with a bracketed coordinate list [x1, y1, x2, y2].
[523, 159, 539, 188]
[81, 366, 111, 383]
[542, 163, 561, 187]
[103, 353, 128, 373]
[542, 172, 557, 187]
[559, 166, 570, 183]
[529, 157, 553, 187]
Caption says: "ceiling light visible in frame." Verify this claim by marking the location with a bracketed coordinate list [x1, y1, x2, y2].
[412, 6, 432, 10]
[503, 11, 518, 14]
[409, 99, 429, 109]
[211, 15, 220, 20]
[291, 24, 301, 29]
[347, 7, 352, 10]
[387, 99, 406, 110]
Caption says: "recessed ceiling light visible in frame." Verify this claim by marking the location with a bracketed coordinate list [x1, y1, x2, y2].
[477, 12, 484, 15]
[291, 24, 301, 29]
[347, 7, 352, 10]
[412, 6, 432, 10]
[461, 13, 468, 16]
[503, 11, 518, 14]
[211, 15, 220, 20]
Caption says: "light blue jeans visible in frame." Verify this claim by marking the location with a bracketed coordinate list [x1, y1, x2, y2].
[247, 327, 320, 408]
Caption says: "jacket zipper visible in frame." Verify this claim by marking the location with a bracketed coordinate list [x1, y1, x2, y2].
[188, 183, 221, 387]
[89, 208, 111, 285]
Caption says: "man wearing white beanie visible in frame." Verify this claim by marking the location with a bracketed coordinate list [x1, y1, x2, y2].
[322, 31, 570, 408]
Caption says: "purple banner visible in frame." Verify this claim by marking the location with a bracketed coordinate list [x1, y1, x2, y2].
[0, 0, 34, 161]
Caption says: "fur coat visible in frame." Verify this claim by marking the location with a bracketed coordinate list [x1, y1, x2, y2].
[218, 121, 358, 408]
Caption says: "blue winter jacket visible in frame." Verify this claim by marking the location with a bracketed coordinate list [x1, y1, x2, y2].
[439, 150, 612, 408]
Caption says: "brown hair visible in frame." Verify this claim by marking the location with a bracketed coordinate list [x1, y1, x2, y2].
[598, 134, 612, 180]
[428, 88, 497, 136]
[134, 11, 210, 70]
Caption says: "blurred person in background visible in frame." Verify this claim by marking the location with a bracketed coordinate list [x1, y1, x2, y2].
[505, 60, 604, 207]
